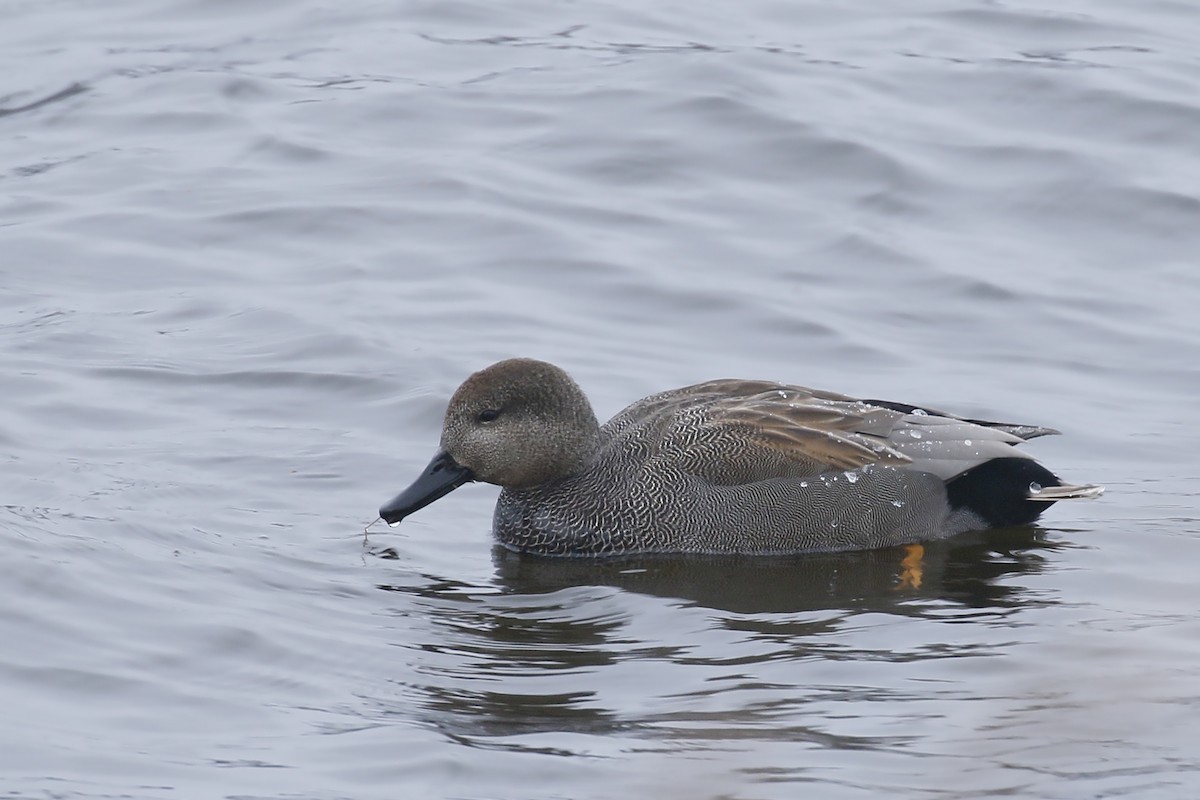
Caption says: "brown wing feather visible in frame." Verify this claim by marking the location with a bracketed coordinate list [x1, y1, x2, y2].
[612, 382, 914, 482]
[702, 393, 912, 472]
[604, 378, 1061, 486]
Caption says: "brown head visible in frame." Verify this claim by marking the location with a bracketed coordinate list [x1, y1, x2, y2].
[379, 359, 600, 525]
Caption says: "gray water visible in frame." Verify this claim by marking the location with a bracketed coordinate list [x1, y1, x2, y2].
[3, 0, 1199, 797]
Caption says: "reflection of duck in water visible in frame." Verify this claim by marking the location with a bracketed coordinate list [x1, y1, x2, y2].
[380, 359, 1102, 557]
[487, 528, 1064, 615]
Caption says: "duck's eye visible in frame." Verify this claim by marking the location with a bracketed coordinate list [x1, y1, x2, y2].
[478, 408, 500, 423]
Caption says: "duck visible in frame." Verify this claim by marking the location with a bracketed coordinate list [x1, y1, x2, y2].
[379, 358, 1102, 556]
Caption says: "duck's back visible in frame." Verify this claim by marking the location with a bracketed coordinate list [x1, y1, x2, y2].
[493, 379, 1087, 556]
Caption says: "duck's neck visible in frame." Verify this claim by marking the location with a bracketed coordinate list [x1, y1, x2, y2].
[528, 408, 600, 487]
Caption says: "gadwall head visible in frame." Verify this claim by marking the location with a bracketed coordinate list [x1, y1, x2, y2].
[379, 358, 601, 525]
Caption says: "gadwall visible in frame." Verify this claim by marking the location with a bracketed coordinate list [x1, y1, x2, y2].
[379, 358, 1102, 556]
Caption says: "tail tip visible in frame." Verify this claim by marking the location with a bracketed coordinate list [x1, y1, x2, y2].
[1028, 482, 1105, 501]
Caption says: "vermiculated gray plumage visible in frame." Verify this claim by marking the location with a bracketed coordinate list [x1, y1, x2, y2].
[379, 359, 1103, 556]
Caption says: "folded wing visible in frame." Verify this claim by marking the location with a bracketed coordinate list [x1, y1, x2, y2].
[610, 380, 1055, 485]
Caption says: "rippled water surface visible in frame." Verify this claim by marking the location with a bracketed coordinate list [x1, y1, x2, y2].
[3, 0, 1199, 797]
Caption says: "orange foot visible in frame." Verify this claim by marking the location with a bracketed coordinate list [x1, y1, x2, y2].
[895, 543, 925, 590]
